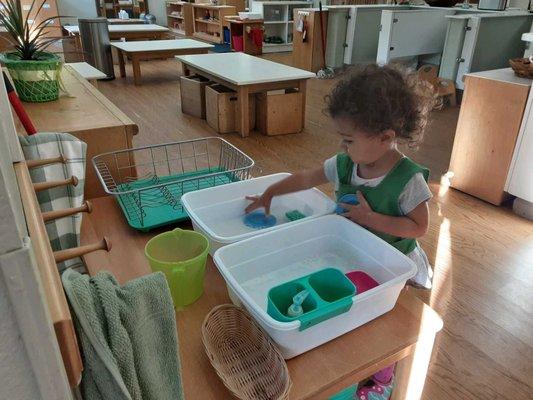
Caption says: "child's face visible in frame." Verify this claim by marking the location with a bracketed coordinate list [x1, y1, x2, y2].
[334, 117, 395, 164]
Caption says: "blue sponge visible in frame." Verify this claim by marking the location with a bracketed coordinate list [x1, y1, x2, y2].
[243, 211, 277, 229]
[335, 193, 359, 214]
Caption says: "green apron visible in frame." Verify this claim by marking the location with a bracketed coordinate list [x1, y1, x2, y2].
[336, 153, 429, 255]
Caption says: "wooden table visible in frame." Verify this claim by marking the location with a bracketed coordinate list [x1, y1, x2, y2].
[81, 195, 443, 400]
[176, 52, 315, 137]
[13, 65, 138, 199]
[63, 24, 170, 41]
[112, 39, 213, 85]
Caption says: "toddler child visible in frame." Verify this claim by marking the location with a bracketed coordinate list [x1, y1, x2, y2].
[245, 64, 435, 399]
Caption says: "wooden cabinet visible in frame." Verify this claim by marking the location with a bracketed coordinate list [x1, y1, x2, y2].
[292, 8, 327, 73]
[0, 0, 61, 37]
[448, 69, 531, 205]
[192, 4, 235, 43]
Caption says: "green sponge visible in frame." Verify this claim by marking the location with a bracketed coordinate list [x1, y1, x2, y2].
[285, 210, 306, 221]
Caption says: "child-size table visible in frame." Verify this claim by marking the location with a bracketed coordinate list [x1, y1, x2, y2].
[112, 39, 214, 85]
[176, 52, 316, 137]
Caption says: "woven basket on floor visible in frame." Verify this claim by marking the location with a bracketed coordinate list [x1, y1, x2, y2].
[509, 58, 533, 79]
[202, 304, 292, 400]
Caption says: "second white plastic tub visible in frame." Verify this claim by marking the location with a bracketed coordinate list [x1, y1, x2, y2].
[213, 215, 417, 359]
[181, 173, 336, 255]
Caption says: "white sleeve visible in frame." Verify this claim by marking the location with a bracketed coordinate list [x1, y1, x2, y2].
[323, 156, 338, 184]
[398, 173, 433, 215]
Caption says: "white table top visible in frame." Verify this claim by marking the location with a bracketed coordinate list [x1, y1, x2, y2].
[111, 39, 213, 52]
[522, 32, 533, 43]
[175, 53, 315, 85]
[63, 24, 169, 34]
[65, 62, 107, 80]
[467, 68, 532, 87]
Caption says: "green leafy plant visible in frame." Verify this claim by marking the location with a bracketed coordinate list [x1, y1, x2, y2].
[0, 0, 62, 60]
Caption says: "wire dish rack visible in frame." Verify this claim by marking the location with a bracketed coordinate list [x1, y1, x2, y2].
[93, 137, 254, 231]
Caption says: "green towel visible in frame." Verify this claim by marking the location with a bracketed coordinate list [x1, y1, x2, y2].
[62, 269, 184, 400]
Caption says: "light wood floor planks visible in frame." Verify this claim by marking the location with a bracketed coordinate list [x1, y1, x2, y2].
[97, 55, 533, 400]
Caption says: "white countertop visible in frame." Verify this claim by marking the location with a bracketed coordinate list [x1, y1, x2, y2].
[175, 53, 315, 85]
[63, 24, 169, 34]
[466, 68, 532, 86]
[111, 39, 213, 52]
[65, 62, 107, 80]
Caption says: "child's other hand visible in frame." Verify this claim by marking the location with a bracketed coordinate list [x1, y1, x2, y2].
[245, 192, 273, 215]
[341, 191, 374, 226]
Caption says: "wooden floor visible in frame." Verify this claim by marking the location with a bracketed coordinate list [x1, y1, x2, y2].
[97, 56, 533, 400]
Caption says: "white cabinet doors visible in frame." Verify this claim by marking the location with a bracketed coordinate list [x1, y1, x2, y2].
[507, 85, 533, 202]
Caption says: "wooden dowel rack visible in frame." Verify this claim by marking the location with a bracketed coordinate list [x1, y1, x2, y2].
[33, 176, 78, 192]
[54, 236, 111, 263]
[26, 155, 67, 169]
[42, 201, 92, 223]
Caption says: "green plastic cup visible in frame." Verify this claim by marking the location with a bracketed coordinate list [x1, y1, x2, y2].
[145, 228, 209, 309]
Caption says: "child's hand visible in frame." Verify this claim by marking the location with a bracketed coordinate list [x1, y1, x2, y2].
[245, 192, 273, 215]
[341, 191, 375, 226]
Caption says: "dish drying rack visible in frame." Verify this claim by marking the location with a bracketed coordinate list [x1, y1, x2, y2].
[93, 137, 254, 231]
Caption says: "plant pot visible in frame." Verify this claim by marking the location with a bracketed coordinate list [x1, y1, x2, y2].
[0, 51, 62, 102]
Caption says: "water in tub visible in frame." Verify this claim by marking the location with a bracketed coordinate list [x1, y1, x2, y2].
[232, 235, 395, 312]
[193, 192, 320, 237]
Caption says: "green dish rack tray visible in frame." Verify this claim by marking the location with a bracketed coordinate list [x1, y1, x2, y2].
[92, 137, 255, 231]
[267, 268, 356, 331]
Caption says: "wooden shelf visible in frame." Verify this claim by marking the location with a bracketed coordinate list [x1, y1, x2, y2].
[168, 14, 184, 19]
[195, 18, 221, 25]
[193, 31, 221, 42]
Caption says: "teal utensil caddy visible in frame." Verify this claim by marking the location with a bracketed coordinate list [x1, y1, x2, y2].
[92, 138, 255, 232]
[267, 268, 356, 331]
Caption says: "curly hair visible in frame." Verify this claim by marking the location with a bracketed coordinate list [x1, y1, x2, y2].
[325, 64, 435, 148]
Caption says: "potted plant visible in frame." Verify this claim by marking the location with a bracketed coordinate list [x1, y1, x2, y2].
[0, 0, 63, 102]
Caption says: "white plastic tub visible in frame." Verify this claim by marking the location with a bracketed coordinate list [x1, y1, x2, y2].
[213, 215, 417, 359]
[181, 173, 336, 255]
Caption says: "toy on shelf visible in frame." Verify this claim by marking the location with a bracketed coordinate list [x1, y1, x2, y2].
[267, 268, 356, 331]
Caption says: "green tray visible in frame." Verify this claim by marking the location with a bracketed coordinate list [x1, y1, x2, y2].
[267, 268, 356, 331]
[116, 167, 239, 232]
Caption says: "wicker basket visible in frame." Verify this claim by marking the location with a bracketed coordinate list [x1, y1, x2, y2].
[509, 58, 533, 79]
[202, 304, 292, 400]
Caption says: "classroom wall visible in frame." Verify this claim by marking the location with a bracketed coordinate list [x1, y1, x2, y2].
[58, 0, 98, 25]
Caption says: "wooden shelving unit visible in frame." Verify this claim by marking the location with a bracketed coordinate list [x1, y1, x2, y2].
[98, 0, 148, 19]
[250, 0, 313, 53]
[166, 1, 191, 35]
[192, 4, 236, 44]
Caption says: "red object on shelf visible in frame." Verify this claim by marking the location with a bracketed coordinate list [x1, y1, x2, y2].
[2, 71, 37, 135]
[232, 35, 244, 52]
